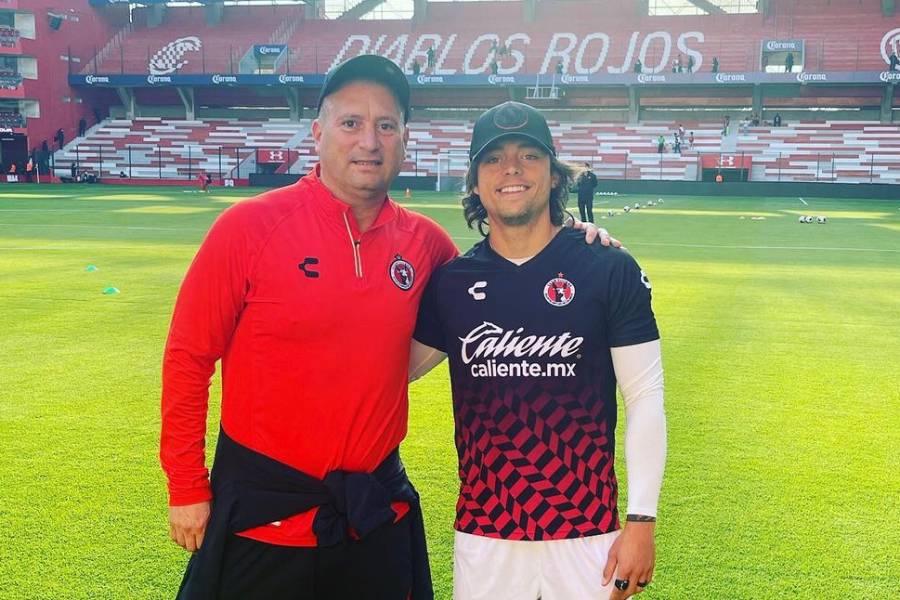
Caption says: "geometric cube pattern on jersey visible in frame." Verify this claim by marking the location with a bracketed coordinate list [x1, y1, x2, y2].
[455, 375, 618, 540]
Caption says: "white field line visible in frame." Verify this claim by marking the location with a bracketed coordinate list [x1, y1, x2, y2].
[454, 237, 900, 253]
[0, 246, 179, 251]
[0, 222, 205, 232]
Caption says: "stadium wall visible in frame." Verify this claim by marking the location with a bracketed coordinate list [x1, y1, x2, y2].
[248, 174, 900, 200]
[600, 179, 900, 200]
[249, 173, 437, 191]
[21, 0, 124, 153]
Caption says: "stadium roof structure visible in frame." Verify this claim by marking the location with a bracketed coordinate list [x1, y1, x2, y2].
[333, 0, 761, 20]
[109, 0, 760, 20]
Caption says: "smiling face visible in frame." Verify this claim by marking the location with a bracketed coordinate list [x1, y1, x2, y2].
[312, 80, 408, 206]
[474, 137, 557, 228]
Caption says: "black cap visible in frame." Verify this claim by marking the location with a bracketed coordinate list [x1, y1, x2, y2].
[469, 101, 555, 161]
[317, 55, 410, 123]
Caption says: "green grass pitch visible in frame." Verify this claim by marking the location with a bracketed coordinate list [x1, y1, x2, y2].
[1, 184, 898, 599]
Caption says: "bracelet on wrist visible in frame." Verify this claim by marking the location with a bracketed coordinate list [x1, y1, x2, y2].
[626, 514, 656, 523]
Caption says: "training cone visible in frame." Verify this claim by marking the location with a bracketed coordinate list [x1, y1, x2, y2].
[102, 287, 120, 295]
[85, 265, 98, 272]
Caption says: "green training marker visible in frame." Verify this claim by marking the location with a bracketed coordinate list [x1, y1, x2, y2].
[102, 287, 120, 295]
[85, 265, 98, 272]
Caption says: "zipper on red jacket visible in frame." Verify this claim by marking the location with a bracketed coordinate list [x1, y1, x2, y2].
[342, 213, 363, 278]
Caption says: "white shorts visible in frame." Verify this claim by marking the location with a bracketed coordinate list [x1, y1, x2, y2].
[453, 529, 621, 600]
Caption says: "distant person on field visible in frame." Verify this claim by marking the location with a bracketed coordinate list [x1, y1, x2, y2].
[576, 161, 599, 223]
[78, 117, 87, 137]
[889, 51, 899, 72]
[634, 59, 642, 73]
[711, 57, 719, 73]
[198, 171, 210, 193]
[785, 52, 794, 72]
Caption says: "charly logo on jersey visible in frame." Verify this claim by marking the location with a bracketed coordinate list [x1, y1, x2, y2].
[389, 255, 415, 290]
[298, 257, 319, 278]
[640, 269, 651, 290]
[468, 281, 487, 300]
[543, 273, 575, 307]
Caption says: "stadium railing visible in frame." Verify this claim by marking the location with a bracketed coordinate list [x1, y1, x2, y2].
[50, 144, 900, 186]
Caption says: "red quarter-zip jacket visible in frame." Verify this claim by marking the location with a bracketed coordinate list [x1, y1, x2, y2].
[161, 166, 457, 546]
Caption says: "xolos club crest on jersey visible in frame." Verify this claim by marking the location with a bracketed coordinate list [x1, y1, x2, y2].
[389, 255, 415, 290]
[543, 273, 575, 307]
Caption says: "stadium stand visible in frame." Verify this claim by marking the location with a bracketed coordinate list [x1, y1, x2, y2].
[21, 0, 899, 190]
[52, 117, 310, 180]
[272, 0, 891, 75]
[741, 122, 900, 183]
[58, 114, 900, 184]
[85, 6, 301, 75]
[81, 0, 894, 76]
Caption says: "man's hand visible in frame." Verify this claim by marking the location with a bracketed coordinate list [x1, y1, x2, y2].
[569, 218, 623, 248]
[602, 521, 656, 599]
[169, 501, 211, 552]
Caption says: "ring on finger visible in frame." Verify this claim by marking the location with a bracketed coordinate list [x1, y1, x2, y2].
[614, 579, 629, 591]
[637, 581, 650, 588]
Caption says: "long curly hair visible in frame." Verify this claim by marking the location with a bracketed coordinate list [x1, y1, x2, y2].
[461, 153, 577, 236]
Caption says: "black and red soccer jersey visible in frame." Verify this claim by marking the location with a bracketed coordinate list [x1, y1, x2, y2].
[414, 228, 659, 541]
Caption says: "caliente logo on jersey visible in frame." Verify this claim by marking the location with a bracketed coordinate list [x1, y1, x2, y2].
[543, 273, 575, 307]
[458, 321, 583, 377]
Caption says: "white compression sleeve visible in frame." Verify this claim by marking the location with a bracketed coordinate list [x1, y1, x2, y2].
[409, 339, 448, 382]
[610, 339, 666, 517]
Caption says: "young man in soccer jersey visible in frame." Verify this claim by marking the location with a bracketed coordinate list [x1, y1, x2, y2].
[410, 102, 666, 600]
